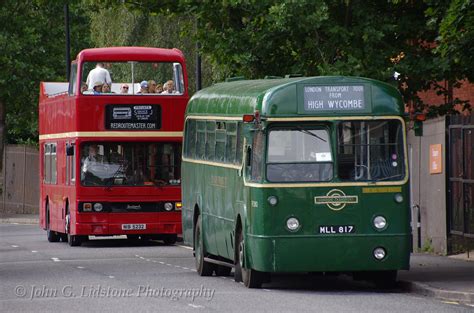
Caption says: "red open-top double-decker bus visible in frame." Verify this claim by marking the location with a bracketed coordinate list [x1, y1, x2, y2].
[39, 47, 188, 246]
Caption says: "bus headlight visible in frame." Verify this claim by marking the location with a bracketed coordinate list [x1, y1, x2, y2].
[164, 202, 173, 211]
[394, 193, 404, 203]
[373, 216, 387, 230]
[286, 217, 300, 231]
[373, 247, 386, 260]
[93, 203, 103, 212]
[267, 196, 278, 206]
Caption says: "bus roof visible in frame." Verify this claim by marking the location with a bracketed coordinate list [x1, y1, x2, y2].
[76, 47, 186, 63]
[186, 76, 404, 117]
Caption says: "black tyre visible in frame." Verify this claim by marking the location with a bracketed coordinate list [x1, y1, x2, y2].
[46, 203, 60, 243]
[235, 230, 264, 288]
[65, 212, 82, 246]
[47, 229, 60, 242]
[163, 234, 178, 245]
[68, 234, 83, 247]
[215, 265, 232, 276]
[194, 216, 215, 276]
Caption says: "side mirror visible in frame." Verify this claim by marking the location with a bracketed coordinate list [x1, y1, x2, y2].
[66, 145, 75, 156]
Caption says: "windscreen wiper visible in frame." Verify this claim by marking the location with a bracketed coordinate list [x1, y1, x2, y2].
[296, 127, 327, 142]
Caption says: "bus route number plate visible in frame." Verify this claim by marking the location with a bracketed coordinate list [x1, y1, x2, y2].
[318, 225, 355, 234]
[122, 224, 146, 230]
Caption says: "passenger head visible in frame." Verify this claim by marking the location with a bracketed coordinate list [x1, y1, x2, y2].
[148, 80, 157, 93]
[81, 83, 88, 93]
[102, 83, 111, 93]
[120, 84, 129, 94]
[163, 80, 175, 93]
[156, 83, 163, 93]
[93, 81, 103, 93]
[140, 80, 148, 93]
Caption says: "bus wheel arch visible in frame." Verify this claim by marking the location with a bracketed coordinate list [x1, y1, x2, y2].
[194, 214, 215, 276]
[234, 216, 267, 288]
[46, 199, 60, 242]
[192, 204, 200, 250]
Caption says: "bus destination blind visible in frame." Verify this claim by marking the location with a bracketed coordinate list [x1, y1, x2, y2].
[105, 105, 161, 130]
[303, 85, 365, 111]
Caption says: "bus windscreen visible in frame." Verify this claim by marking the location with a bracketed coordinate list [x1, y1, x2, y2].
[80, 142, 181, 187]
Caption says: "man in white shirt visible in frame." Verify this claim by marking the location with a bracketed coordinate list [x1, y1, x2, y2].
[86, 63, 112, 90]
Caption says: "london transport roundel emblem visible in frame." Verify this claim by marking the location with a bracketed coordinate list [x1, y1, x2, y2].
[314, 189, 358, 211]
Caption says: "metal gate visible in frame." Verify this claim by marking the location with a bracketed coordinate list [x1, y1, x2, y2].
[447, 115, 474, 252]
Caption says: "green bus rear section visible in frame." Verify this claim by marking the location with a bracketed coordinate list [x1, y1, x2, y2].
[182, 76, 410, 273]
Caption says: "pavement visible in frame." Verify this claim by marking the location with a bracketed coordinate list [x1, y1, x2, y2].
[1, 213, 473, 305]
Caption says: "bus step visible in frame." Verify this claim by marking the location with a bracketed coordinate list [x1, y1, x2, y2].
[204, 257, 234, 268]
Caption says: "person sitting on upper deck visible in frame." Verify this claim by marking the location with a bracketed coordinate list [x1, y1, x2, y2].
[80, 83, 88, 94]
[101, 83, 114, 94]
[156, 83, 163, 94]
[86, 63, 112, 90]
[92, 81, 103, 95]
[148, 80, 157, 93]
[137, 81, 149, 94]
[162, 80, 177, 94]
[120, 84, 129, 94]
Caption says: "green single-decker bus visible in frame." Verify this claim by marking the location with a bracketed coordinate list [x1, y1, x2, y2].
[182, 76, 410, 288]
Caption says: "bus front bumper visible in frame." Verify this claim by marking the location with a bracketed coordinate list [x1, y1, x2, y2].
[74, 222, 181, 236]
[247, 234, 410, 273]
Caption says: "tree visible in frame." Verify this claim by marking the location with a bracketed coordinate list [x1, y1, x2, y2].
[116, 0, 472, 116]
[86, 4, 212, 94]
[0, 0, 92, 146]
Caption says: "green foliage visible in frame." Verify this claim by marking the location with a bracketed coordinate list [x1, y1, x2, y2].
[0, 0, 91, 145]
[87, 5, 212, 94]
[2, 0, 473, 145]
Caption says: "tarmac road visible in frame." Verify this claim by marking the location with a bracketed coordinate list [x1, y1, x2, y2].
[0, 224, 472, 312]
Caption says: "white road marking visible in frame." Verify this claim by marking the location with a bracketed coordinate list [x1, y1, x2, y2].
[182, 267, 189, 270]
[108, 276, 115, 279]
[159, 261, 165, 265]
[178, 245, 193, 250]
[77, 266, 85, 269]
[188, 304, 204, 309]
[263, 289, 271, 292]
[11, 245, 19, 248]
[31, 250, 38, 253]
[51, 257, 60, 262]
[174, 265, 181, 268]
